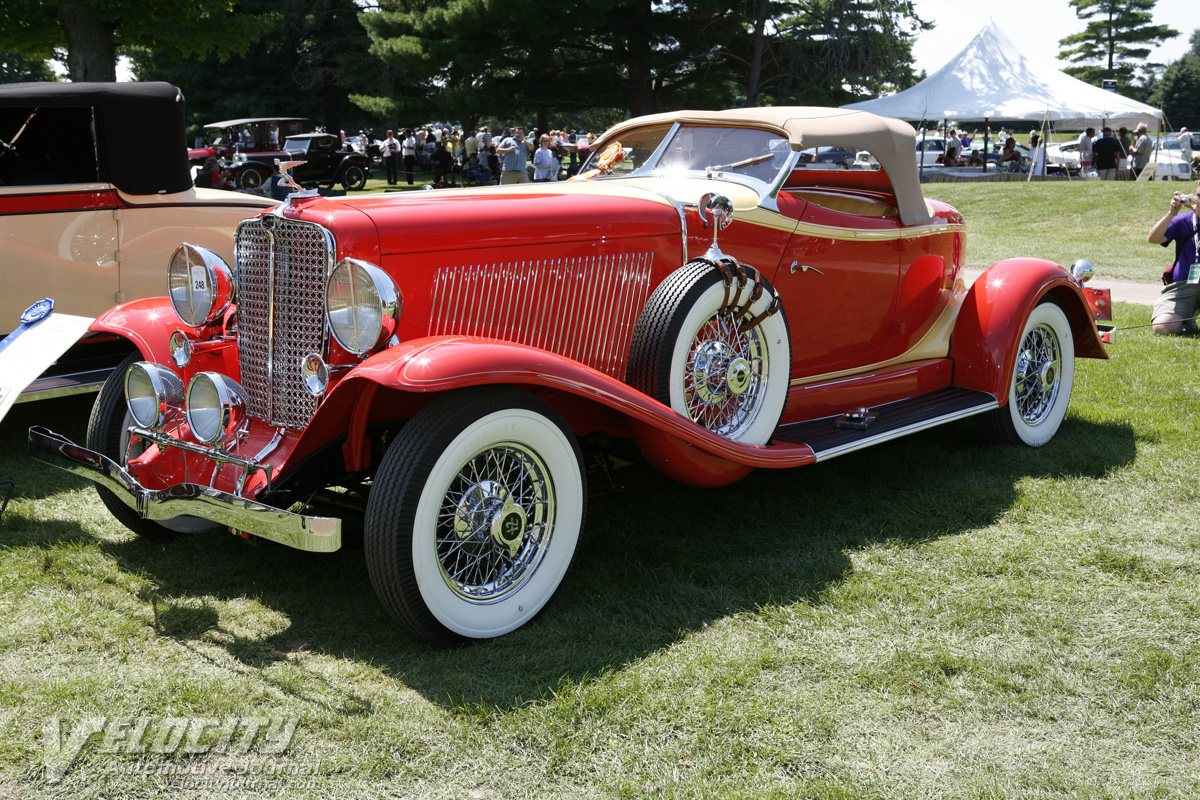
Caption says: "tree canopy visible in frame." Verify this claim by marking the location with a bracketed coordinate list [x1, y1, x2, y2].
[0, 0, 270, 81]
[1057, 0, 1178, 95]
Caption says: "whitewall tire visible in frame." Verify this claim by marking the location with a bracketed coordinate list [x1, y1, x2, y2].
[364, 388, 585, 646]
[982, 299, 1075, 447]
[627, 260, 790, 445]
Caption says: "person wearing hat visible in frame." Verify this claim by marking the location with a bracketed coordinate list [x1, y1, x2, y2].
[1093, 127, 1121, 180]
[1148, 178, 1200, 334]
[1130, 123, 1153, 177]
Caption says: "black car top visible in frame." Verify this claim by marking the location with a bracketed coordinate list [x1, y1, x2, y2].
[0, 81, 191, 195]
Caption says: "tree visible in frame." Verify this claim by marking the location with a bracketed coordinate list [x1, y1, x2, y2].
[1151, 28, 1200, 131]
[739, 0, 929, 106]
[0, 51, 56, 84]
[135, 0, 381, 137]
[1057, 0, 1178, 90]
[358, 0, 750, 126]
[0, 0, 271, 82]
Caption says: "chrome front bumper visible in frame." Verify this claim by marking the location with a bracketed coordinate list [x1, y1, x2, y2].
[28, 426, 342, 552]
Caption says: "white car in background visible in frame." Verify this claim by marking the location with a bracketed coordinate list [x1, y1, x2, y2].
[1145, 137, 1194, 180]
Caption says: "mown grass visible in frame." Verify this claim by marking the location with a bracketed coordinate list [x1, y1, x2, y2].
[923, 179, 1189, 283]
[2, 187, 1199, 798]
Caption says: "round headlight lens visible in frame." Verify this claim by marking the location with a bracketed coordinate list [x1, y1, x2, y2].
[186, 372, 247, 445]
[167, 244, 235, 328]
[325, 259, 400, 356]
[124, 362, 184, 430]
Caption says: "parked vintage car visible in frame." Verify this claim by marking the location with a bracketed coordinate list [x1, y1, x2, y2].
[187, 117, 311, 169]
[0, 81, 276, 402]
[30, 107, 1107, 646]
[222, 132, 371, 191]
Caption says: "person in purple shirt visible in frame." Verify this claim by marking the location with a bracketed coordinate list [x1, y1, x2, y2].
[1149, 179, 1200, 334]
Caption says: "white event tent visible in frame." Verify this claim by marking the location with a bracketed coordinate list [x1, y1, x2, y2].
[841, 21, 1163, 131]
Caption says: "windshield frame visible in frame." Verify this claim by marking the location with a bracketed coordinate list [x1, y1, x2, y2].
[583, 121, 800, 206]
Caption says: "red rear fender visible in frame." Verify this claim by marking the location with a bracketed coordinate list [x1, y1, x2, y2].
[950, 258, 1107, 400]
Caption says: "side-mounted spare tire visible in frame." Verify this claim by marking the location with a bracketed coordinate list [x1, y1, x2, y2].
[625, 259, 790, 445]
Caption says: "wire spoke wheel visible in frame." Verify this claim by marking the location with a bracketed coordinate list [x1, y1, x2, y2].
[683, 310, 768, 438]
[436, 442, 555, 602]
[1013, 323, 1062, 426]
[365, 388, 585, 645]
[981, 300, 1074, 448]
[626, 260, 790, 446]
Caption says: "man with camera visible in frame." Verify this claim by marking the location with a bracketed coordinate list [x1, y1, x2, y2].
[1149, 180, 1200, 334]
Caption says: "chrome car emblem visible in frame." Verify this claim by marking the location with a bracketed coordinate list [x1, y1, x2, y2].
[275, 159, 307, 193]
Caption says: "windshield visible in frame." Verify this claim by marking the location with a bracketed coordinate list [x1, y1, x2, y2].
[282, 138, 312, 153]
[582, 124, 792, 186]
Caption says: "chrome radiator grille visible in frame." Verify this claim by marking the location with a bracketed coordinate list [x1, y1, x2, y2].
[428, 253, 655, 377]
[234, 215, 333, 429]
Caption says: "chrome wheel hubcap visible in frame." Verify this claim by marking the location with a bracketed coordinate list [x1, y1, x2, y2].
[684, 311, 767, 437]
[1013, 323, 1061, 425]
[438, 444, 554, 602]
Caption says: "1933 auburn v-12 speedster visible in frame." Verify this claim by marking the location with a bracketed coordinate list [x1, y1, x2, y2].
[30, 107, 1107, 645]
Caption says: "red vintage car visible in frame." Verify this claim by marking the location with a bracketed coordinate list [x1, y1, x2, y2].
[30, 107, 1107, 646]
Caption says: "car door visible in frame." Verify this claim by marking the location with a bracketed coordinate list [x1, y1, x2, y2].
[0, 184, 121, 331]
[771, 195, 902, 379]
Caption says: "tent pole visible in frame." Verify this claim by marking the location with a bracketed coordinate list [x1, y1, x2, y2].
[983, 117, 989, 174]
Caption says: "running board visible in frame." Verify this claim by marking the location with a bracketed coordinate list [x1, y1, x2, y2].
[772, 387, 998, 462]
[16, 368, 111, 403]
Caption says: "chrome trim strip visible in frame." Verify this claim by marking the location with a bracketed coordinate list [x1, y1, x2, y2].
[16, 369, 109, 403]
[812, 400, 999, 462]
[28, 426, 341, 552]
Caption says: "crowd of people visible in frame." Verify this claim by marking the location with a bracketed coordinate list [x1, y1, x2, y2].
[342, 124, 599, 187]
[929, 122, 1194, 180]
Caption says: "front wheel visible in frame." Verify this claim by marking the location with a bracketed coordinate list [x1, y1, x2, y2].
[341, 164, 367, 191]
[364, 388, 586, 646]
[981, 300, 1075, 446]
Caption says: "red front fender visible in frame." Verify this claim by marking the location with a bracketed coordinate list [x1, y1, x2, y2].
[950, 258, 1107, 401]
[296, 336, 816, 476]
[87, 297, 199, 365]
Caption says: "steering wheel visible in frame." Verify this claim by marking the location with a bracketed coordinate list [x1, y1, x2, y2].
[595, 141, 624, 171]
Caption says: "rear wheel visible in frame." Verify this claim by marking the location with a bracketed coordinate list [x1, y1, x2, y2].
[341, 164, 368, 191]
[236, 166, 266, 191]
[364, 388, 586, 646]
[981, 300, 1075, 446]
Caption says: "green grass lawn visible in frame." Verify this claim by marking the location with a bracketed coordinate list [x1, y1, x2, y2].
[923, 180, 1187, 283]
[3, 185, 1199, 798]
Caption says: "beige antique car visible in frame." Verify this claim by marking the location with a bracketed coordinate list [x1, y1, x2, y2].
[0, 81, 276, 402]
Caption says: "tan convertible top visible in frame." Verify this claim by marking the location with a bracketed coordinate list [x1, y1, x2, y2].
[601, 107, 930, 226]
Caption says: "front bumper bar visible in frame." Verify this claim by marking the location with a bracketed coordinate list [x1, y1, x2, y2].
[28, 426, 341, 552]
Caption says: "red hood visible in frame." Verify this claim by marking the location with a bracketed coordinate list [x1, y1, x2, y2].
[280, 184, 683, 257]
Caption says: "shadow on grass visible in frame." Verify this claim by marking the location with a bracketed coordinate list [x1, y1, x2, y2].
[3, 394, 1137, 714]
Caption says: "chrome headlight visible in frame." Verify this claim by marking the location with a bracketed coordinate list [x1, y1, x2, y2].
[186, 372, 247, 445]
[168, 244, 235, 328]
[124, 362, 184, 430]
[1071, 259, 1094, 283]
[325, 259, 401, 356]
[301, 353, 329, 397]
